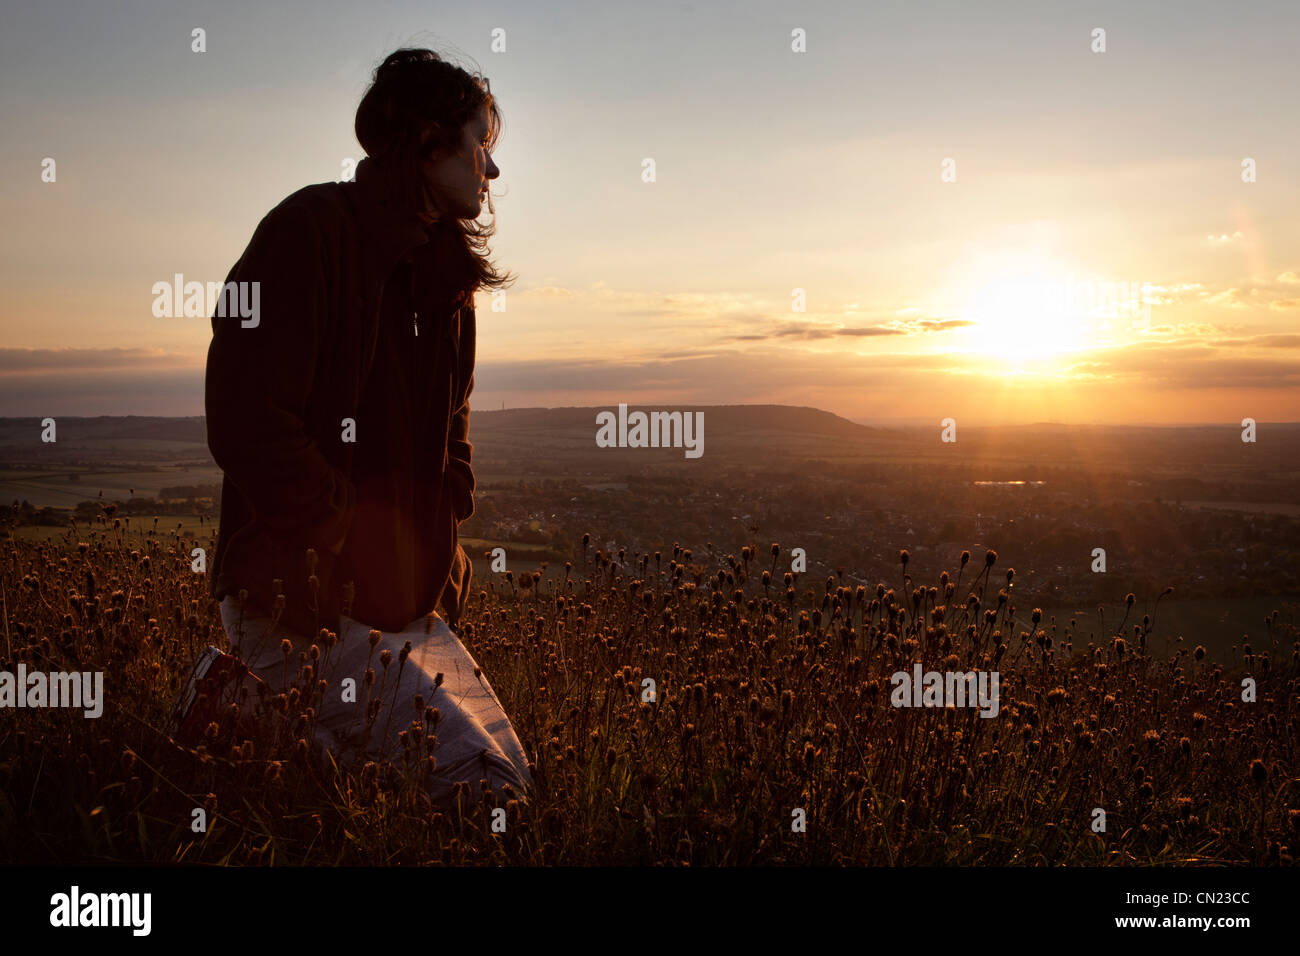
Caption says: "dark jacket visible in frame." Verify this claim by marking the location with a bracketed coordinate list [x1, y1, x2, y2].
[205, 156, 477, 639]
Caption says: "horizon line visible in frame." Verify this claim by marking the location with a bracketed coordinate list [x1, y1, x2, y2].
[0, 407, 1294, 429]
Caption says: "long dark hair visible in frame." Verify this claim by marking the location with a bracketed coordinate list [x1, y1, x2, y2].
[355, 47, 516, 306]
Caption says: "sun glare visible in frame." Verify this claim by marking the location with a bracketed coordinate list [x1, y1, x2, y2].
[959, 268, 1092, 366]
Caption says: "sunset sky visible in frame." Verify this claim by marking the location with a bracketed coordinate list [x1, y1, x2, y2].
[2, 0, 1297, 425]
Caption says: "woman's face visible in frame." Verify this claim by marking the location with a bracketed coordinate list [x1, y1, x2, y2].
[419, 105, 499, 220]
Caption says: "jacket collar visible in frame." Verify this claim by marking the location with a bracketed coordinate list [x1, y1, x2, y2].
[350, 156, 435, 283]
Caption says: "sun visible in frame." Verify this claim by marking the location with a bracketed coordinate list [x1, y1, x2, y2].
[960, 268, 1091, 365]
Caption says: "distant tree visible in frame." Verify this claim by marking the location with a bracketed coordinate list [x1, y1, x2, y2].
[549, 527, 575, 556]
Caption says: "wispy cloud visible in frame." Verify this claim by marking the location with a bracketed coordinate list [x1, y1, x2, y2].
[724, 322, 906, 342]
[0, 347, 200, 372]
[1209, 333, 1300, 348]
[718, 314, 974, 344]
[1078, 342, 1300, 389]
[1118, 276, 1300, 312]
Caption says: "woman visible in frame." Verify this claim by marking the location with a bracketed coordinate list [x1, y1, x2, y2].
[177, 48, 530, 808]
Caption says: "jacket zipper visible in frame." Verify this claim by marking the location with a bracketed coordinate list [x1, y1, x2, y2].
[409, 260, 420, 336]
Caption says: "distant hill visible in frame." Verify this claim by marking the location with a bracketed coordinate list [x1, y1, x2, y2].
[0, 407, 880, 446]
[472, 404, 891, 440]
[0, 406, 900, 466]
[0, 415, 207, 447]
[0, 406, 916, 484]
[2, 410, 1297, 482]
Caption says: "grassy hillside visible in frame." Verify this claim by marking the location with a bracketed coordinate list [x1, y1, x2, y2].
[0, 521, 1295, 865]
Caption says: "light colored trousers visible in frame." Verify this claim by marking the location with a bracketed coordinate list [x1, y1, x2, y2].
[219, 595, 533, 807]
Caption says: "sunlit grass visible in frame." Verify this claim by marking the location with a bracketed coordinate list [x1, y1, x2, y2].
[1, 516, 1296, 865]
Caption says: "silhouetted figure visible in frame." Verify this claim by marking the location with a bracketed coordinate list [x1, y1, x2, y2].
[178, 48, 528, 806]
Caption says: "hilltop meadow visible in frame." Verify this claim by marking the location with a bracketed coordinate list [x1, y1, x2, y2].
[1, 411, 1296, 864]
[0, 516, 1295, 865]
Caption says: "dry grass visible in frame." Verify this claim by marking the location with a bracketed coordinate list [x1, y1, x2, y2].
[1, 517, 1296, 865]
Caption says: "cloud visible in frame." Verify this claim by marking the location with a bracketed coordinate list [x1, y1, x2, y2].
[1204, 287, 1251, 308]
[517, 282, 985, 345]
[1211, 333, 1300, 348]
[464, 338, 1300, 413]
[1147, 275, 1300, 312]
[720, 314, 972, 344]
[3, 336, 1296, 420]
[1065, 341, 1300, 389]
[913, 317, 977, 331]
[1205, 231, 1244, 244]
[836, 326, 909, 336]
[521, 285, 575, 298]
[0, 347, 197, 372]
[1144, 322, 1224, 338]
[1141, 282, 1205, 307]
[721, 321, 899, 342]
